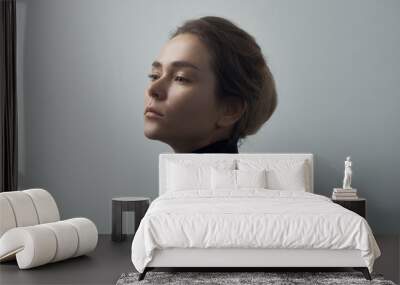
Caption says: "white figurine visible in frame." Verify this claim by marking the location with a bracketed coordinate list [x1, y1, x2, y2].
[342, 156, 352, 189]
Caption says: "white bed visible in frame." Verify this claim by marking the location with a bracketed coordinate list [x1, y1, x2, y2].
[131, 153, 381, 280]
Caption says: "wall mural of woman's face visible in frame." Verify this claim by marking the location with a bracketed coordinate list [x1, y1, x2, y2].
[144, 33, 228, 153]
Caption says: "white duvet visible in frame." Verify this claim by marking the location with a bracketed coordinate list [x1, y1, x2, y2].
[131, 189, 381, 273]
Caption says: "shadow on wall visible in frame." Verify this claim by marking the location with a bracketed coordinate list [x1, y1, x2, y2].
[313, 154, 341, 196]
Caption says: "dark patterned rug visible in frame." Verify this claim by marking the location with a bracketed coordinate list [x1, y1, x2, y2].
[116, 271, 396, 285]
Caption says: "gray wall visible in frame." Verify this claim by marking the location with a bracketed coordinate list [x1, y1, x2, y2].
[17, 0, 400, 234]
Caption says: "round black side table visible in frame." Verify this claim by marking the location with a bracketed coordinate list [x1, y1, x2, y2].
[112, 197, 150, 242]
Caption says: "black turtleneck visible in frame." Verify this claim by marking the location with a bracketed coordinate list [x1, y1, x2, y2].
[191, 138, 239, 154]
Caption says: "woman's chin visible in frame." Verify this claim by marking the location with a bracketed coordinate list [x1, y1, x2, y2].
[144, 127, 164, 141]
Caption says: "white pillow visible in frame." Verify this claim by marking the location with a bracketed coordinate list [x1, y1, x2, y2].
[211, 168, 267, 190]
[236, 169, 267, 188]
[237, 159, 308, 191]
[211, 168, 236, 190]
[166, 159, 235, 192]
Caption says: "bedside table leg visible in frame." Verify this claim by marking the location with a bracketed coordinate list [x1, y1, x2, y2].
[112, 202, 123, 241]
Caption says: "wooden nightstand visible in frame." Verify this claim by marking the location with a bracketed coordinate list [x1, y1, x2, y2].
[332, 198, 366, 218]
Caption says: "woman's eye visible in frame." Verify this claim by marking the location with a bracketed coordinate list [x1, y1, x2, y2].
[147, 74, 159, 81]
[147, 74, 190, 83]
[175, 76, 189, 83]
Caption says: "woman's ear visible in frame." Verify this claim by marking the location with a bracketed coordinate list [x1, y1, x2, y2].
[216, 98, 246, 128]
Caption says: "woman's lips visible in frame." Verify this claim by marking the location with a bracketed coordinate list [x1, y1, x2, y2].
[145, 111, 164, 119]
[144, 106, 164, 117]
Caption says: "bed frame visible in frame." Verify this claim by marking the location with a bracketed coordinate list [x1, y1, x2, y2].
[139, 153, 371, 280]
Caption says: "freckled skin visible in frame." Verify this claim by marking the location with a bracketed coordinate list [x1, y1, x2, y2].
[144, 34, 230, 153]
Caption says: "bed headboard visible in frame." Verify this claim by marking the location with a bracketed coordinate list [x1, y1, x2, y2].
[159, 153, 314, 195]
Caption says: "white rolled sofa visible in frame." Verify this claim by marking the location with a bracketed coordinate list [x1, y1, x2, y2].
[0, 188, 98, 269]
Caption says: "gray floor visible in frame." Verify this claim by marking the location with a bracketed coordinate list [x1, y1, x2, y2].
[0, 235, 398, 285]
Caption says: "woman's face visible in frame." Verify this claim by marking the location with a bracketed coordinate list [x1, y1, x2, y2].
[144, 33, 224, 152]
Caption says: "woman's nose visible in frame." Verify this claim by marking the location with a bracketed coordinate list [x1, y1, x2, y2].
[148, 79, 167, 100]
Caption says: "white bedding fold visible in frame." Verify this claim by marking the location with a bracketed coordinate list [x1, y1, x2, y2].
[131, 189, 380, 273]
